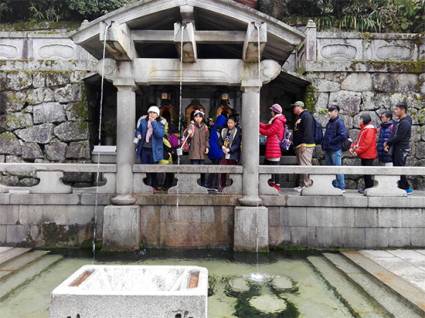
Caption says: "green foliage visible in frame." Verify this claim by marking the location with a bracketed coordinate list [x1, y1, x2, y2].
[259, 0, 424, 33]
[0, 0, 134, 24]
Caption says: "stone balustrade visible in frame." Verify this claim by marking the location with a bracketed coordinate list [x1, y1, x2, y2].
[0, 163, 422, 198]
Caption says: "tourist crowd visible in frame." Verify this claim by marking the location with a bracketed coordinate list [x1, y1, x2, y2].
[134, 100, 413, 194]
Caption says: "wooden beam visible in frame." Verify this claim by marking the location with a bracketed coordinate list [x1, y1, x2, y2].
[132, 30, 246, 44]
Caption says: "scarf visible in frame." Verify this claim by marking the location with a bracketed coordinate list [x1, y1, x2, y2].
[145, 119, 153, 143]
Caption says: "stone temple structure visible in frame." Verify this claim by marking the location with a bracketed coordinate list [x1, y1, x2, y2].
[0, 0, 424, 251]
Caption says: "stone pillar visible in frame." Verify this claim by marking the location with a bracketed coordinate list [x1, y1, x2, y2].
[239, 80, 262, 206]
[305, 19, 317, 62]
[111, 84, 137, 205]
[234, 79, 269, 252]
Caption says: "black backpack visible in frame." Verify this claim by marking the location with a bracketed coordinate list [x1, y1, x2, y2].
[313, 117, 323, 145]
[336, 119, 352, 151]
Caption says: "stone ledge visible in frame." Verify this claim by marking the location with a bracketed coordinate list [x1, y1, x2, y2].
[9, 193, 80, 205]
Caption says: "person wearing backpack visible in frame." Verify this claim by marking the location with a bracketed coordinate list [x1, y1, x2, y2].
[292, 101, 315, 191]
[377, 110, 395, 166]
[350, 113, 377, 192]
[322, 104, 347, 192]
[259, 103, 286, 191]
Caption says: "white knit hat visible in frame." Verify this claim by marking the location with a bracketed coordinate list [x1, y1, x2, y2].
[147, 106, 160, 116]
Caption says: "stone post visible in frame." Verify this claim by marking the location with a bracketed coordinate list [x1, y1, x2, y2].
[239, 79, 262, 206]
[111, 84, 137, 205]
[305, 19, 317, 62]
[234, 79, 269, 253]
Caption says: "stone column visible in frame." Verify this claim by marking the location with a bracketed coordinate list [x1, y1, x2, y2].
[239, 79, 262, 206]
[305, 19, 317, 62]
[111, 84, 137, 205]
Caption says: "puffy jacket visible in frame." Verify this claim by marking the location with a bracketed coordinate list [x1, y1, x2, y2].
[208, 115, 228, 161]
[260, 114, 286, 159]
[352, 123, 377, 159]
[322, 116, 347, 152]
[136, 116, 165, 163]
[377, 121, 395, 163]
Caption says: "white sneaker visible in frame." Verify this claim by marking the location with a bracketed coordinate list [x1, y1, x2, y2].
[294, 186, 304, 193]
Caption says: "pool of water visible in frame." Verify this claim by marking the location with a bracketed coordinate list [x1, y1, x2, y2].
[0, 251, 355, 318]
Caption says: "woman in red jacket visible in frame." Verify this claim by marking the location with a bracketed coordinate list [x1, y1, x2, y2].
[350, 113, 377, 192]
[260, 103, 286, 191]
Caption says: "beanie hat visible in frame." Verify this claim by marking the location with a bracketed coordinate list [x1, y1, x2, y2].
[147, 106, 160, 116]
[270, 103, 283, 114]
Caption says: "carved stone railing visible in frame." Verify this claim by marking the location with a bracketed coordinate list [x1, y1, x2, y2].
[133, 164, 243, 194]
[259, 165, 425, 197]
[0, 163, 423, 197]
[297, 21, 425, 73]
[0, 163, 116, 194]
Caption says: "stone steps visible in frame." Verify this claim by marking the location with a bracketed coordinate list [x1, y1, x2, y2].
[323, 252, 423, 318]
[0, 248, 32, 266]
[307, 255, 391, 318]
[0, 250, 50, 281]
[0, 252, 63, 300]
[342, 251, 425, 316]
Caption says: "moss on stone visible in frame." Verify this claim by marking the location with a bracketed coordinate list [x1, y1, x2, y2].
[303, 84, 317, 113]
[350, 60, 425, 73]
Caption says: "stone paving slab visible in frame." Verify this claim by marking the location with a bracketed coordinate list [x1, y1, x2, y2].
[0, 248, 31, 266]
[343, 251, 425, 315]
[360, 249, 425, 292]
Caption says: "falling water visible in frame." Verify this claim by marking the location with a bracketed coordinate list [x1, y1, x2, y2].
[249, 22, 266, 284]
[175, 23, 185, 212]
[92, 22, 112, 261]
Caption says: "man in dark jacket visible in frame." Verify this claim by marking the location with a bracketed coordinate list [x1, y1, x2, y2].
[322, 104, 347, 191]
[292, 101, 315, 191]
[377, 110, 395, 166]
[385, 102, 413, 193]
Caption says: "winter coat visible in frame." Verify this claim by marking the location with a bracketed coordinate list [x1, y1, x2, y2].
[185, 122, 209, 160]
[136, 116, 165, 163]
[293, 110, 315, 147]
[220, 127, 242, 162]
[387, 115, 412, 151]
[322, 116, 347, 152]
[377, 121, 395, 163]
[208, 115, 228, 161]
[260, 114, 286, 159]
[352, 123, 377, 160]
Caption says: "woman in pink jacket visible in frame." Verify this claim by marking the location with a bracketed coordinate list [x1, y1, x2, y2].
[260, 103, 286, 190]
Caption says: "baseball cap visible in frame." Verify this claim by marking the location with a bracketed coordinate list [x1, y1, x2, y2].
[291, 101, 305, 108]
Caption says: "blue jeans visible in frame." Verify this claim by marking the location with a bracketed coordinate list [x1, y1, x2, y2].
[325, 150, 345, 190]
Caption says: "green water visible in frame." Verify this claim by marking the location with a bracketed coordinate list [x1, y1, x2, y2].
[0, 252, 354, 318]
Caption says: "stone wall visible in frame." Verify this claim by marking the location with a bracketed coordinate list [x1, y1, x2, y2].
[1, 193, 424, 249]
[298, 30, 425, 188]
[0, 32, 95, 186]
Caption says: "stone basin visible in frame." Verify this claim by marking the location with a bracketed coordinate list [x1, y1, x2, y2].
[49, 265, 208, 318]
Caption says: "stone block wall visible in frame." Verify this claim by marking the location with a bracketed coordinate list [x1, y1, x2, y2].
[307, 70, 424, 188]
[299, 31, 425, 188]
[0, 32, 95, 186]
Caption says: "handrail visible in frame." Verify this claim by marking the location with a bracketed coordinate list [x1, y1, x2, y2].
[259, 165, 425, 176]
[0, 163, 116, 173]
[133, 164, 243, 174]
[0, 163, 422, 176]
